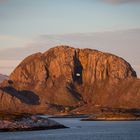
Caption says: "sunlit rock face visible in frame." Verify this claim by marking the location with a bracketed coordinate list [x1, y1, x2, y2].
[0, 46, 139, 114]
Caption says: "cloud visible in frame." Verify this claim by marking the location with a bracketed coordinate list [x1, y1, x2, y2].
[133, 65, 140, 78]
[102, 0, 140, 4]
[0, 29, 140, 76]
[0, 60, 21, 75]
[0, 35, 32, 51]
[0, 35, 19, 41]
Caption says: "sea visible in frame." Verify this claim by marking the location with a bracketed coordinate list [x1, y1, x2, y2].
[0, 117, 140, 140]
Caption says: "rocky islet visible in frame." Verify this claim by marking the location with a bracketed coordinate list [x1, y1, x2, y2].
[0, 46, 139, 115]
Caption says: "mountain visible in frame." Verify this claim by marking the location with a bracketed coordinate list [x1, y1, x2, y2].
[0, 46, 140, 114]
[0, 29, 140, 77]
[0, 74, 8, 83]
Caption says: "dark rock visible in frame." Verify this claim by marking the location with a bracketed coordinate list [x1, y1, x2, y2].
[0, 114, 67, 132]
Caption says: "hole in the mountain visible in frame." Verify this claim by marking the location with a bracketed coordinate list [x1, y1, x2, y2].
[76, 73, 81, 77]
[72, 50, 83, 84]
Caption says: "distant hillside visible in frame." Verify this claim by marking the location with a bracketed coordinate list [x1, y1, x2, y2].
[0, 74, 8, 83]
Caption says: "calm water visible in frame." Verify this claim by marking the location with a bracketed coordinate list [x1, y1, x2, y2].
[0, 117, 140, 140]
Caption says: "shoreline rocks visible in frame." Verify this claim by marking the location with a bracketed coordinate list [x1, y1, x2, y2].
[0, 114, 67, 132]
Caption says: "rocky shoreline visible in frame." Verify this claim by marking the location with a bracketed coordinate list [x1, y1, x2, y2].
[81, 113, 140, 121]
[0, 112, 140, 132]
[0, 114, 67, 132]
[49, 114, 89, 118]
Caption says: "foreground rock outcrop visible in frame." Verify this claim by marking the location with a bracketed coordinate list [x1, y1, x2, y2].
[0, 46, 140, 114]
[0, 114, 66, 131]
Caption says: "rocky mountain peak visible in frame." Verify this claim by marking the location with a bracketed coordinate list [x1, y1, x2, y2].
[0, 46, 139, 114]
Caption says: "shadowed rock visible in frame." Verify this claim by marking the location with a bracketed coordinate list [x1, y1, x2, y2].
[0, 86, 40, 105]
[72, 50, 83, 84]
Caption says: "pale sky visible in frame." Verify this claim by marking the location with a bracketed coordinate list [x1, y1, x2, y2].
[0, 0, 140, 49]
[0, 0, 140, 76]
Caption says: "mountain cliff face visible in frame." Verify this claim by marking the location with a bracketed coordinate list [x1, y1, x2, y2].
[0, 46, 140, 114]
